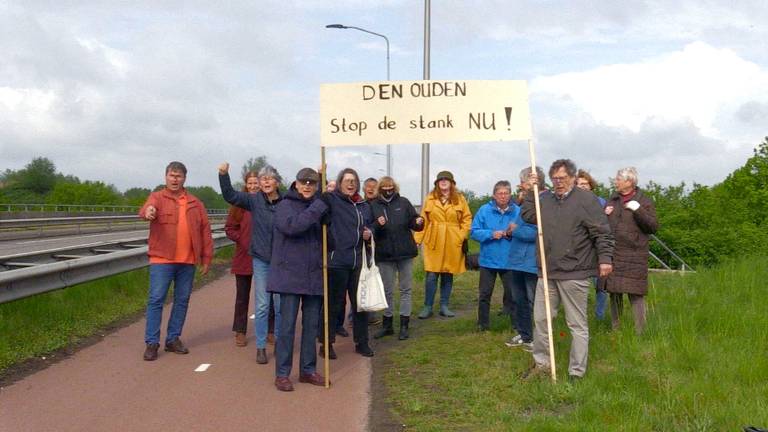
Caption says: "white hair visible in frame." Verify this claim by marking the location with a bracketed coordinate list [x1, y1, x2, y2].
[616, 167, 638, 185]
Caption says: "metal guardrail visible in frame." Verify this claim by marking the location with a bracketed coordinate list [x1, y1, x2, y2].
[0, 214, 227, 240]
[650, 234, 695, 272]
[0, 232, 232, 304]
[0, 203, 229, 215]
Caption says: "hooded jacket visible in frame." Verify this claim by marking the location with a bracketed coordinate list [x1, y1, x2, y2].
[267, 185, 328, 296]
[219, 173, 282, 263]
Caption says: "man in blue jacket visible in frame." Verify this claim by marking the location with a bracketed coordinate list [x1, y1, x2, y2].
[470, 180, 520, 332]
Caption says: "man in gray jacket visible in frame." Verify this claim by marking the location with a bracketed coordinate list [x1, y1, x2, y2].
[521, 159, 614, 380]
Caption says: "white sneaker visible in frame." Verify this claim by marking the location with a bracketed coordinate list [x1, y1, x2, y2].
[521, 341, 533, 352]
[504, 334, 523, 347]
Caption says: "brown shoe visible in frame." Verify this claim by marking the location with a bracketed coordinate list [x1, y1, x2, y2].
[143, 343, 159, 361]
[164, 338, 189, 354]
[256, 348, 268, 364]
[235, 332, 247, 347]
[267, 333, 276, 345]
[299, 372, 327, 386]
[275, 376, 294, 392]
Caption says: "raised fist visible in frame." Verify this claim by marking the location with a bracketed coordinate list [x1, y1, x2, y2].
[218, 162, 229, 175]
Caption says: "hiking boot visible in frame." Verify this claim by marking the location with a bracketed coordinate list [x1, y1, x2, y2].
[439, 305, 455, 317]
[373, 316, 394, 339]
[164, 338, 189, 354]
[319, 344, 337, 360]
[398, 315, 410, 340]
[267, 333, 276, 345]
[235, 332, 247, 347]
[256, 348, 268, 364]
[417, 306, 433, 319]
[143, 343, 159, 361]
[355, 343, 374, 357]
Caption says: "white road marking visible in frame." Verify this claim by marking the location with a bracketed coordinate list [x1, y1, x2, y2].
[194, 364, 211, 372]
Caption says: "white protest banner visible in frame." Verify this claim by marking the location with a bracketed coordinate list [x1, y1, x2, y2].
[320, 80, 531, 147]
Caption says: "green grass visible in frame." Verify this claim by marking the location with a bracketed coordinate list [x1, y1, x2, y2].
[0, 246, 234, 373]
[383, 256, 768, 431]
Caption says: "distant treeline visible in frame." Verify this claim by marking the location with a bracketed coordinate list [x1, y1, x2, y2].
[0, 157, 228, 210]
[4, 138, 768, 268]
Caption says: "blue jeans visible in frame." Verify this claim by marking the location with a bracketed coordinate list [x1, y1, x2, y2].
[424, 272, 453, 308]
[144, 263, 196, 345]
[510, 270, 537, 342]
[276, 294, 321, 377]
[253, 258, 280, 348]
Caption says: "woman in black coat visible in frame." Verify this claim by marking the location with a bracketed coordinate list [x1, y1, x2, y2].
[369, 176, 424, 340]
[268, 168, 328, 392]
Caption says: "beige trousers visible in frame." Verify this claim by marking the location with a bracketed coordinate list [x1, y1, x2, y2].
[532, 278, 591, 377]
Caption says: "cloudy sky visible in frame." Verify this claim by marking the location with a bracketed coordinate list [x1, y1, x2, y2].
[2, 1, 767, 201]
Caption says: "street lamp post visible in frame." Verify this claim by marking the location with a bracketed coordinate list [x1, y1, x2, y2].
[326, 23, 392, 177]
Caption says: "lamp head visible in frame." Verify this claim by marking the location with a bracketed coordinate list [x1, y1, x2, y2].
[326, 24, 347, 29]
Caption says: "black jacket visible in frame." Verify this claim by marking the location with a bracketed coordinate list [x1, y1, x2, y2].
[370, 193, 424, 262]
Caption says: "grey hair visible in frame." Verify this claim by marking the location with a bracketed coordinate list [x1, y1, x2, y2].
[258, 164, 282, 183]
[493, 180, 512, 195]
[519, 166, 546, 189]
[165, 161, 187, 175]
[549, 159, 577, 178]
[616, 167, 638, 185]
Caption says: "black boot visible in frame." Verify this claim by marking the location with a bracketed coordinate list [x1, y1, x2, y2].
[373, 316, 394, 339]
[398, 316, 410, 340]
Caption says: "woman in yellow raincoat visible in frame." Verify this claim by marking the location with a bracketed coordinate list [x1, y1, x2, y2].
[414, 171, 472, 318]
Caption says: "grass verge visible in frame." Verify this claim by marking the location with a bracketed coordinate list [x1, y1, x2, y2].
[381, 256, 768, 431]
[0, 246, 233, 376]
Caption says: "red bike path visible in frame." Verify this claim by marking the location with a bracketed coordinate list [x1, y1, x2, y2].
[0, 274, 371, 432]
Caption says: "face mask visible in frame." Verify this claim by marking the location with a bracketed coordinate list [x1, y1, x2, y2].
[381, 189, 395, 199]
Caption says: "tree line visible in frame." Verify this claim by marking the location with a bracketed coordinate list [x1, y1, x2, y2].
[4, 138, 768, 268]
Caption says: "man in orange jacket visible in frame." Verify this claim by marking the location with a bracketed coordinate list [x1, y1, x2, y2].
[139, 161, 213, 361]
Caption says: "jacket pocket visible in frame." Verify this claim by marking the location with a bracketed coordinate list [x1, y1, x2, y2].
[158, 213, 175, 224]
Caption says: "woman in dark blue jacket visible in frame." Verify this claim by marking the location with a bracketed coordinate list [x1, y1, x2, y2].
[319, 168, 374, 359]
[218, 163, 283, 365]
[268, 168, 328, 392]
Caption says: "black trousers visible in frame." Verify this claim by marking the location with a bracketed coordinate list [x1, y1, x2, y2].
[232, 274, 253, 333]
[477, 267, 515, 330]
[322, 267, 369, 346]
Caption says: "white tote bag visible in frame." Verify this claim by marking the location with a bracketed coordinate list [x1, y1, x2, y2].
[357, 237, 388, 312]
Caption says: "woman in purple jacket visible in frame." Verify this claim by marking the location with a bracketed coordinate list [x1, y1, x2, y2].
[268, 168, 329, 392]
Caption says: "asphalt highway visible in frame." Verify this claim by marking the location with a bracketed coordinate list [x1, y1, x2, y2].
[0, 229, 150, 257]
[0, 274, 371, 431]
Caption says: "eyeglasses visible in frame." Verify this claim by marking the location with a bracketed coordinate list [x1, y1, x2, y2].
[551, 176, 570, 183]
[341, 178, 357, 184]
